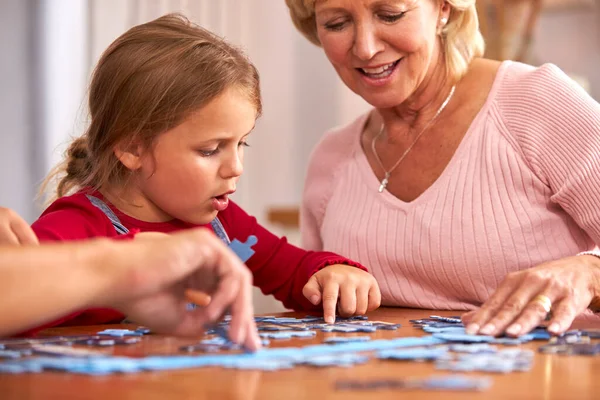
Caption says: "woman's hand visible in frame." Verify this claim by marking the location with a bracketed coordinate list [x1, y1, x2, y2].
[0, 207, 38, 245]
[303, 264, 381, 323]
[463, 255, 600, 337]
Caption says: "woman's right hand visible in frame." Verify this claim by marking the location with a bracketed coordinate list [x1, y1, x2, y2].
[0, 207, 39, 245]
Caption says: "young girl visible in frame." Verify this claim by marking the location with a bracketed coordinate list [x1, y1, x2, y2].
[30, 14, 380, 333]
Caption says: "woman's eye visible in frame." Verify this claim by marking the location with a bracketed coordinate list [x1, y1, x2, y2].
[239, 140, 250, 148]
[324, 20, 347, 31]
[379, 12, 405, 23]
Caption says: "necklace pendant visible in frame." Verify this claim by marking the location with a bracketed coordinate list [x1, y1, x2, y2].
[378, 176, 389, 193]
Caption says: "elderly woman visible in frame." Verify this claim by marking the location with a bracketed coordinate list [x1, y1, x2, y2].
[285, 0, 600, 336]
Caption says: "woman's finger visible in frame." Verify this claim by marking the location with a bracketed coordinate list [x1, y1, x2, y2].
[476, 279, 547, 336]
[504, 291, 558, 337]
[465, 275, 521, 334]
[546, 296, 580, 335]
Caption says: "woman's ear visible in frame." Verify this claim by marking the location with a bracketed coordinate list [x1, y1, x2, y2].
[114, 141, 144, 171]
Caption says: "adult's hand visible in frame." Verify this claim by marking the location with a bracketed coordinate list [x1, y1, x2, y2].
[102, 228, 260, 351]
[463, 255, 600, 337]
[0, 207, 38, 245]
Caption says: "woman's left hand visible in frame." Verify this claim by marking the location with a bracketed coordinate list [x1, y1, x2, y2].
[463, 255, 600, 337]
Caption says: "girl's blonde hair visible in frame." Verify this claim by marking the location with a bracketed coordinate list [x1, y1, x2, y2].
[285, 0, 484, 80]
[47, 13, 261, 200]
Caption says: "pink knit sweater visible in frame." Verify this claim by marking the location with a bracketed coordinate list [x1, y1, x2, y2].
[301, 61, 600, 310]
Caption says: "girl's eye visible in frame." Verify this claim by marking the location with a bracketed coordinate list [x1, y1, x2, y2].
[198, 148, 219, 157]
[379, 12, 405, 23]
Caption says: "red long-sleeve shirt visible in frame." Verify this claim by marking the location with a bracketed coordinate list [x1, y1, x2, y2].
[26, 189, 366, 334]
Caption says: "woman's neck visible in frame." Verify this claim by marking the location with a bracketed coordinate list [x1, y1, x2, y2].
[378, 56, 454, 143]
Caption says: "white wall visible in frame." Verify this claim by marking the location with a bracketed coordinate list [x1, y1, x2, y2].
[0, 1, 37, 221]
[39, 0, 89, 171]
[534, 5, 600, 97]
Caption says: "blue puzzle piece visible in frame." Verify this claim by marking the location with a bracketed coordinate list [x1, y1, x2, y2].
[436, 349, 533, 373]
[229, 235, 258, 263]
[324, 336, 371, 344]
[97, 329, 143, 337]
[429, 316, 463, 324]
[449, 344, 497, 354]
[301, 353, 369, 367]
[335, 375, 492, 392]
[378, 347, 448, 361]
[433, 333, 495, 343]
[259, 331, 317, 340]
[420, 375, 493, 391]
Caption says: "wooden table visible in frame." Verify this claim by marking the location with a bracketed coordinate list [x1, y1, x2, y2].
[1, 308, 599, 400]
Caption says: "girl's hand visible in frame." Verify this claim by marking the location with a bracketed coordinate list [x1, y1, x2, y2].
[303, 264, 381, 323]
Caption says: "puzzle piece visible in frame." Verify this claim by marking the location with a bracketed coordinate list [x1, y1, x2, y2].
[335, 375, 492, 391]
[30, 344, 109, 358]
[436, 349, 534, 373]
[449, 344, 497, 354]
[97, 329, 143, 337]
[420, 375, 493, 391]
[378, 347, 448, 361]
[0, 350, 26, 359]
[324, 336, 371, 344]
[320, 324, 377, 333]
[229, 235, 258, 263]
[429, 316, 463, 324]
[259, 331, 317, 340]
[301, 353, 369, 367]
[433, 333, 495, 343]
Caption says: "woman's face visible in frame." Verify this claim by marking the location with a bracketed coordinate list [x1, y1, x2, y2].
[314, 0, 446, 109]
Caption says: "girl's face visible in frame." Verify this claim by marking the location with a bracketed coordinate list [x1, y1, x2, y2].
[123, 87, 257, 224]
[314, 0, 445, 109]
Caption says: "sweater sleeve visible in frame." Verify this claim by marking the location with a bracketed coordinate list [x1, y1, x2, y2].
[498, 62, 600, 244]
[300, 114, 368, 251]
[219, 201, 368, 312]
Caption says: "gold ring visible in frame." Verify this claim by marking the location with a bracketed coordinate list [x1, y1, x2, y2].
[531, 294, 552, 313]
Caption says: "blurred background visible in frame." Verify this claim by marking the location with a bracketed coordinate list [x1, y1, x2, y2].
[1, 0, 599, 312]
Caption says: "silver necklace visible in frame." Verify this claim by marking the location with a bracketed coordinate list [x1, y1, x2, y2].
[371, 85, 456, 193]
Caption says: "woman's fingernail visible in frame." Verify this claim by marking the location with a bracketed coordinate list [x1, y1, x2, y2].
[325, 315, 334, 324]
[480, 324, 495, 335]
[506, 324, 521, 336]
[548, 322, 560, 333]
[465, 324, 480, 335]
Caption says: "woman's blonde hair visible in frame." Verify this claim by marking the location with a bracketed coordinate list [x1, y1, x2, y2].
[45, 13, 261, 200]
[285, 0, 484, 80]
